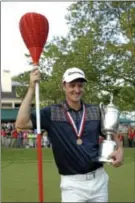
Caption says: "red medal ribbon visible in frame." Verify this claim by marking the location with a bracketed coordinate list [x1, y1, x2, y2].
[64, 104, 86, 139]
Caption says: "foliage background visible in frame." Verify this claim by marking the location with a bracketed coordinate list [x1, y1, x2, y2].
[13, 1, 135, 111]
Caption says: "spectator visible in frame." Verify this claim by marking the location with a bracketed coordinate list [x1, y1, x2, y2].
[42, 131, 49, 148]
[118, 132, 124, 147]
[28, 130, 35, 148]
[132, 128, 135, 148]
[5, 128, 11, 147]
[11, 129, 18, 148]
[128, 127, 133, 147]
[7, 122, 12, 131]
[1, 127, 6, 147]
[3, 123, 7, 129]
[23, 131, 28, 147]
[17, 129, 23, 148]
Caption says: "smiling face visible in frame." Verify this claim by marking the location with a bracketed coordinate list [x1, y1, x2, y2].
[63, 79, 85, 103]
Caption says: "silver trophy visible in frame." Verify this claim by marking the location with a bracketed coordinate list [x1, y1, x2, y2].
[98, 94, 120, 162]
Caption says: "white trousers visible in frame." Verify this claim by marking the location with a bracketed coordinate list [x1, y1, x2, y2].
[60, 167, 109, 202]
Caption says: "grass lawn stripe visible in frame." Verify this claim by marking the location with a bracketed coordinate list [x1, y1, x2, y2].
[2, 148, 135, 202]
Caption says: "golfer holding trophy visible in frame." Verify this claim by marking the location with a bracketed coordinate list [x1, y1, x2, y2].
[16, 66, 124, 202]
[98, 94, 123, 163]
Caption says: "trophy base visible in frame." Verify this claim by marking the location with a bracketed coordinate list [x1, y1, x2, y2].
[98, 157, 113, 163]
[98, 140, 116, 163]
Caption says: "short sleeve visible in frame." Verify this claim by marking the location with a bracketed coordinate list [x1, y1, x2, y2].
[30, 106, 51, 131]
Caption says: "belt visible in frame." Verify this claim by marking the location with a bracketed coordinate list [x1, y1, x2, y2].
[61, 167, 104, 181]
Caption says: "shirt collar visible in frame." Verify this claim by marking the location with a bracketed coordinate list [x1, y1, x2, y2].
[62, 100, 83, 112]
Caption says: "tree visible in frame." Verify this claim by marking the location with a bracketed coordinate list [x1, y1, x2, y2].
[14, 1, 135, 110]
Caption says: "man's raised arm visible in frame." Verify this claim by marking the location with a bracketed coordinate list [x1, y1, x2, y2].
[15, 68, 41, 129]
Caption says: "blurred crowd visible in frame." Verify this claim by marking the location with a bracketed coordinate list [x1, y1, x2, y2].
[127, 127, 135, 148]
[1, 122, 135, 148]
[1, 122, 51, 148]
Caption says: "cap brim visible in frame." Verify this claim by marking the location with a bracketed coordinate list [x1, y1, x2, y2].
[70, 77, 87, 83]
[64, 76, 87, 83]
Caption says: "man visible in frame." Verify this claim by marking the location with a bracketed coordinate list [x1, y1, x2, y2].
[16, 67, 124, 202]
[133, 128, 135, 148]
[11, 128, 18, 148]
[128, 127, 133, 147]
[118, 132, 124, 147]
[1, 127, 7, 147]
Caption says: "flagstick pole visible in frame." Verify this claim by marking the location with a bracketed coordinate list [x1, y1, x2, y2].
[35, 65, 44, 202]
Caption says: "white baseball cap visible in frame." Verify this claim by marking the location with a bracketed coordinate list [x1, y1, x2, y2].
[62, 67, 87, 83]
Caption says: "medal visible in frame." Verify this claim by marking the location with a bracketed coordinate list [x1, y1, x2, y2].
[77, 138, 83, 145]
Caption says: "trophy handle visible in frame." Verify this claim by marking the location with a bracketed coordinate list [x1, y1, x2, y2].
[99, 102, 105, 119]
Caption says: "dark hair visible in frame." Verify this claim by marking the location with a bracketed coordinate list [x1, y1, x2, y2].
[70, 78, 86, 83]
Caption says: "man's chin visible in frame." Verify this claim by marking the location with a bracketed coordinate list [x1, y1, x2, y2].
[71, 98, 81, 102]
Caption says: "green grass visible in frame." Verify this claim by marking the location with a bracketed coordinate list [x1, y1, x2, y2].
[1, 148, 135, 202]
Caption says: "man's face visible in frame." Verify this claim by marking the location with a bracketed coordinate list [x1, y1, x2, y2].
[63, 80, 85, 102]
